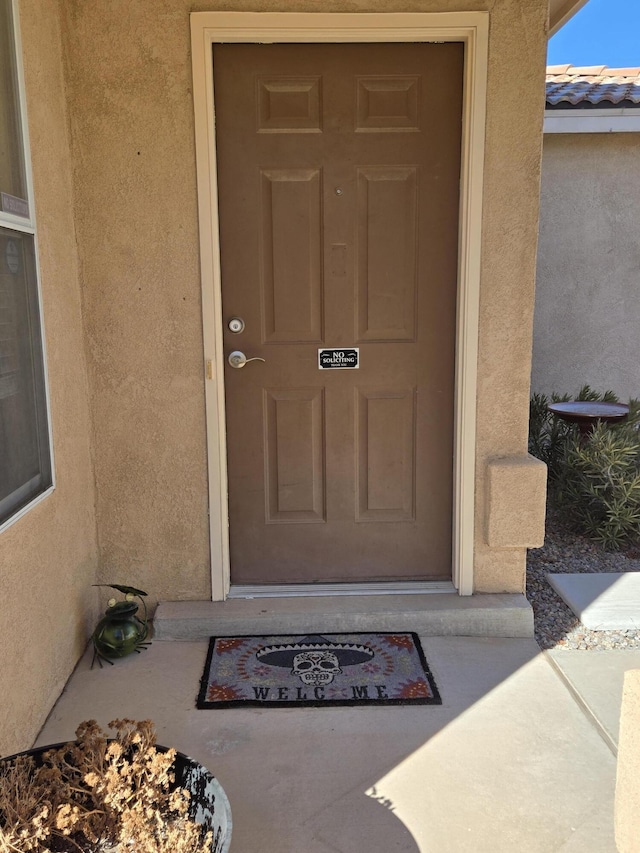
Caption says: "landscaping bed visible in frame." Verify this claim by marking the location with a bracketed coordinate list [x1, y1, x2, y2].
[527, 509, 640, 650]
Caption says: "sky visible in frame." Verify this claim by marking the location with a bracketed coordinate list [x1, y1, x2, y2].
[548, 0, 640, 68]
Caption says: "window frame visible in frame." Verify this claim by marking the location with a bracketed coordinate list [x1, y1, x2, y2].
[0, 0, 55, 533]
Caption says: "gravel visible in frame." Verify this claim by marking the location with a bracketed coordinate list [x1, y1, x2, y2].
[526, 509, 640, 650]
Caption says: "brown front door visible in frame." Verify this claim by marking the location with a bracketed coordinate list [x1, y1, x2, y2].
[214, 42, 463, 585]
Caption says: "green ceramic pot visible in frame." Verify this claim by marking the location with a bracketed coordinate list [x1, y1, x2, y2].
[92, 600, 148, 659]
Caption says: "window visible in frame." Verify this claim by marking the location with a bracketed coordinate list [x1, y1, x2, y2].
[0, 0, 52, 528]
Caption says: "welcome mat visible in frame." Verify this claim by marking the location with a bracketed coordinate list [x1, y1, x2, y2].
[197, 633, 441, 708]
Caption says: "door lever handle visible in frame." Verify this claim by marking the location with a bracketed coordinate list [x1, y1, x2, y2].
[228, 350, 266, 369]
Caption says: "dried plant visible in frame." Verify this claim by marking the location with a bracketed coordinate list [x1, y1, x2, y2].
[0, 720, 214, 853]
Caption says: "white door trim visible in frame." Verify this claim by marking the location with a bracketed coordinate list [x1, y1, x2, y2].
[190, 11, 488, 600]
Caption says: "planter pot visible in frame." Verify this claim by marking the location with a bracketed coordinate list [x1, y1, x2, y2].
[170, 747, 232, 853]
[0, 743, 232, 853]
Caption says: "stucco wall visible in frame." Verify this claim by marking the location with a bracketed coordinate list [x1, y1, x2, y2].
[59, 0, 548, 599]
[471, 0, 548, 590]
[61, 0, 212, 605]
[0, 0, 98, 756]
[533, 132, 640, 402]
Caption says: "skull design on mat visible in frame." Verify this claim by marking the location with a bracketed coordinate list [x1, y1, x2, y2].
[255, 634, 375, 688]
[291, 651, 342, 685]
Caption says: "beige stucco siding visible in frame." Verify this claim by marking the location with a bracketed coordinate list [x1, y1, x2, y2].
[58, 0, 548, 600]
[61, 0, 212, 604]
[472, 0, 548, 590]
[533, 132, 640, 402]
[0, 0, 98, 757]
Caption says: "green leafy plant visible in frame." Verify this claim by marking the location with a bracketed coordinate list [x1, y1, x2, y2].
[528, 391, 573, 481]
[555, 423, 640, 549]
[529, 386, 640, 549]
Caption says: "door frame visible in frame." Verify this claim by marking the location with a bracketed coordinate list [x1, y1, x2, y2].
[190, 11, 488, 600]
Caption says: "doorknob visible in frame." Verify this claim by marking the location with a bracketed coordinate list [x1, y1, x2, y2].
[228, 350, 266, 369]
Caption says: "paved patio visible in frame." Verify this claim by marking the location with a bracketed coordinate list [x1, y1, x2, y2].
[34, 636, 637, 853]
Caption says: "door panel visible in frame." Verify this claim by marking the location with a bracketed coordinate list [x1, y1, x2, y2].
[214, 42, 463, 584]
[261, 169, 323, 342]
[356, 388, 416, 522]
[357, 166, 418, 341]
[265, 387, 325, 523]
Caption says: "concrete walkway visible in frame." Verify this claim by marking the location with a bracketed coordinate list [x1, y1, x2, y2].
[35, 637, 630, 853]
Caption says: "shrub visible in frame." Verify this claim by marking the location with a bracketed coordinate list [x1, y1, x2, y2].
[528, 391, 573, 481]
[555, 423, 640, 549]
[529, 386, 640, 549]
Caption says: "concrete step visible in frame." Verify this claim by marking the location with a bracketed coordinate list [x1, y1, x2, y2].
[153, 593, 533, 639]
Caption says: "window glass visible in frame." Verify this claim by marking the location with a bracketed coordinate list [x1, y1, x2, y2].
[0, 0, 27, 208]
[0, 227, 51, 523]
[0, 1, 52, 527]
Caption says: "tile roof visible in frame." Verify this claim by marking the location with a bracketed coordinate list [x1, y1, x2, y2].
[546, 65, 640, 106]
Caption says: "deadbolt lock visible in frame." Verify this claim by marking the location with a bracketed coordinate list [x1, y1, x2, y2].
[228, 317, 245, 334]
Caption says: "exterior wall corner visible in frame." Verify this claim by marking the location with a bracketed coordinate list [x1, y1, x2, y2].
[615, 669, 640, 852]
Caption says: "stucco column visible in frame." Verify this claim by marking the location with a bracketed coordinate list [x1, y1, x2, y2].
[615, 669, 640, 851]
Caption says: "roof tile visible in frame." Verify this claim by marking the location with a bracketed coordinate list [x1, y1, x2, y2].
[546, 65, 640, 106]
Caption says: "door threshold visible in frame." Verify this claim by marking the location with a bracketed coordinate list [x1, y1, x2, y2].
[227, 581, 456, 599]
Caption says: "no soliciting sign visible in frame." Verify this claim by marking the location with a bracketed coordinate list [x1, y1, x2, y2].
[318, 348, 359, 369]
